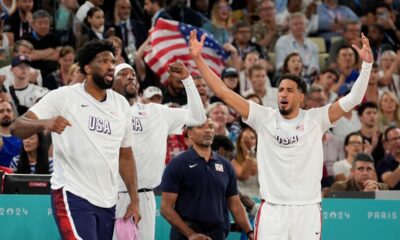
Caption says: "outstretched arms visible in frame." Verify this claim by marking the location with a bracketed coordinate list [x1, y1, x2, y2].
[328, 33, 373, 123]
[189, 30, 250, 119]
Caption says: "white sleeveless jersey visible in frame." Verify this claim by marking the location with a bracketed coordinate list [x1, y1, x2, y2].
[244, 101, 333, 205]
[30, 83, 133, 208]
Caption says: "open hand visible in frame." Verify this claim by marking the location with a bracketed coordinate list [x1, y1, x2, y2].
[189, 30, 206, 59]
[352, 33, 373, 63]
[168, 62, 190, 80]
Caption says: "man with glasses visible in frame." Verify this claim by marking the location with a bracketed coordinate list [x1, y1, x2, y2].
[378, 126, 400, 190]
[330, 153, 388, 192]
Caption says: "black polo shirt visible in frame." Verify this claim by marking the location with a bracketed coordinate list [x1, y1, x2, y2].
[377, 154, 400, 190]
[161, 147, 238, 224]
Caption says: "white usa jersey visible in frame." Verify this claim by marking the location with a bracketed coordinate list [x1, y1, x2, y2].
[30, 83, 133, 208]
[119, 103, 191, 191]
[244, 101, 334, 205]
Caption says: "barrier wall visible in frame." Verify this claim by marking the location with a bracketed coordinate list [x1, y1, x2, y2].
[0, 195, 399, 240]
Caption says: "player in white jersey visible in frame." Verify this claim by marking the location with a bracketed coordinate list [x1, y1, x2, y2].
[112, 62, 206, 240]
[189, 30, 373, 239]
[10, 40, 140, 240]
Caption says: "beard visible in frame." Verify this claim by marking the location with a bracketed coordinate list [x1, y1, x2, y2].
[124, 85, 137, 99]
[1, 118, 12, 127]
[93, 72, 113, 89]
[279, 107, 292, 116]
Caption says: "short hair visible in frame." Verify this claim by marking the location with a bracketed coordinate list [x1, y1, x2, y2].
[384, 125, 399, 142]
[373, 1, 391, 14]
[352, 153, 374, 169]
[248, 64, 265, 77]
[76, 40, 115, 75]
[211, 135, 235, 152]
[288, 12, 305, 25]
[59, 46, 75, 58]
[13, 40, 34, 54]
[245, 93, 263, 105]
[369, 24, 385, 35]
[307, 84, 324, 97]
[32, 10, 51, 21]
[343, 20, 361, 32]
[282, 52, 301, 74]
[357, 101, 378, 116]
[193, 75, 203, 81]
[344, 132, 363, 146]
[276, 73, 307, 94]
[320, 67, 339, 79]
[232, 20, 251, 34]
[207, 102, 228, 115]
[150, 0, 164, 6]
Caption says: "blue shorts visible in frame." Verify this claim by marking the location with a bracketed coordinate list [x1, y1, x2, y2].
[51, 188, 116, 240]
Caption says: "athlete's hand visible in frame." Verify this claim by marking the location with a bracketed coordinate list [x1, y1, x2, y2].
[124, 202, 141, 225]
[168, 62, 189, 80]
[189, 30, 205, 59]
[352, 33, 373, 63]
[44, 116, 71, 134]
[188, 233, 212, 240]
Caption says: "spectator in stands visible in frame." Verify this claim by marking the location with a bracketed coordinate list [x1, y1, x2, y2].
[232, 20, 264, 60]
[143, 86, 163, 104]
[113, 0, 147, 65]
[317, 0, 359, 41]
[276, 0, 318, 35]
[0, 40, 42, 88]
[282, 52, 303, 76]
[333, 45, 359, 95]
[161, 117, 254, 240]
[244, 64, 278, 108]
[43, 46, 75, 90]
[333, 132, 365, 181]
[211, 67, 240, 104]
[330, 153, 388, 192]
[327, 21, 361, 68]
[314, 68, 339, 103]
[3, 0, 34, 43]
[77, 7, 106, 48]
[378, 50, 400, 98]
[231, 127, 259, 197]
[8, 55, 48, 116]
[67, 63, 85, 85]
[75, 0, 104, 23]
[106, 36, 125, 65]
[208, 102, 231, 136]
[239, 51, 260, 94]
[275, 12, 319, 80]
[193, 75, 211, 109]
[202, 0, 232, 45]
[252, 0, 281, 52]
[144, 0, 172, 27]
[377, 90, 400, 132]
[367, 2, 400, 48]
[0, 99, 21, 168]
[211, 135, 235, 161]
[378, 126, 400, 189]
[0, 19, 10, 60]
[22, 10, 61, 79]
[364, 63, 383, 105]
[55, 0, 78, 45]
[161, 71, 187, 106]
[10, 132, 53, 174]
[304, 84, 328, 109]
[357, 101, 385, 168]
[367, 24, 394, 63]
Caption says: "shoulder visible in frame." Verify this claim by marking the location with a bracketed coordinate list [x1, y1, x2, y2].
[330, 180, 348, 191]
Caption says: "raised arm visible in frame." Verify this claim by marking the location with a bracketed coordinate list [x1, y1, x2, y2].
[168, 62, 206, 126]
[328, 33, 373, 123]
[10, 111, 71, 139]
[189, 30, 250, 119]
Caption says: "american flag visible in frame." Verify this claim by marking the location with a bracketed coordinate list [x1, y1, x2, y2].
[143, 19, 228, 83]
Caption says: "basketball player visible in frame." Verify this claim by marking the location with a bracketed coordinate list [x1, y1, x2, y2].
[10, 40, 140, 239]
[188, 30, 373, 239]
[112, 62, 206, 239]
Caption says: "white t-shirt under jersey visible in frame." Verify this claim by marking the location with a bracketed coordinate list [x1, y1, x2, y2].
[30, 83, 133, 208]
[244, 101, 334, 205]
